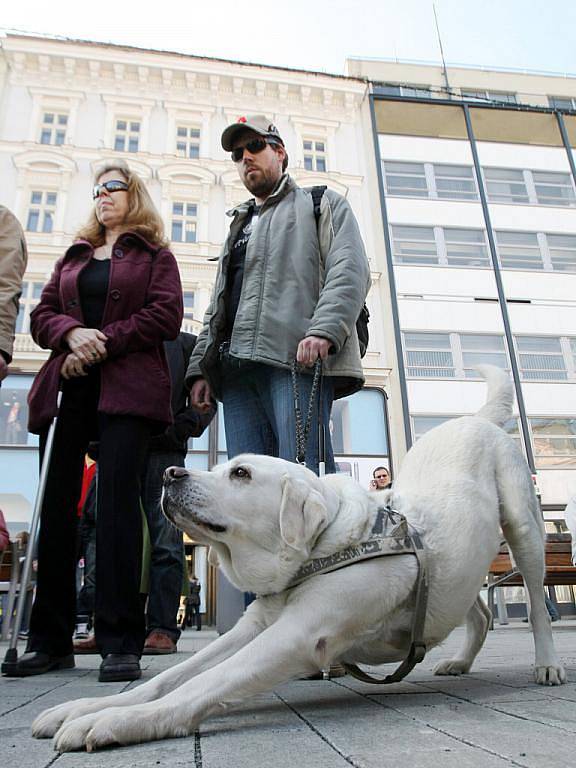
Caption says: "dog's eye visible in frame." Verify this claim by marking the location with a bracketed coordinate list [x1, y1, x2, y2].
[231, 466, 251, 480]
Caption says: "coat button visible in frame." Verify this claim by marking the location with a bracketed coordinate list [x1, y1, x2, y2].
[113, 248, 124, 259]
[66, 299, 78, 308]
[110, 289, 121, 301]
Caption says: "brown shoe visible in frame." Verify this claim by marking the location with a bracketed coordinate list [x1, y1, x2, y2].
[73, 634, 98, 654]
[142, 630, 177, 655]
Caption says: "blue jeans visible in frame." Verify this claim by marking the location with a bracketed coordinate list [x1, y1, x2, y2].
[221, 363, 335, 474]
[141, 451, 185, 641]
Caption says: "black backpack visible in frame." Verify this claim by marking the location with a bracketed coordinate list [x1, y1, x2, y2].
[309, 185, 370, 358]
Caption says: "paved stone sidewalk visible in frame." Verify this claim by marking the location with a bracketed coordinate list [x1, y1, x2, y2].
[1, 621, 575, 768]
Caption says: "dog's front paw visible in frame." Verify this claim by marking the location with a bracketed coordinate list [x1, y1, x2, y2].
[433, 659, 471, 676]
[33, 699, 96, 739]
[535, 663, 566, 686]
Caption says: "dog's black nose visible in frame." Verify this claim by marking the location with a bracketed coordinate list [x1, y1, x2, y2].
[164, 466, 189, 485]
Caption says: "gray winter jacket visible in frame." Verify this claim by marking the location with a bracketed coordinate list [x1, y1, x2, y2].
[185, 174, 370, 400]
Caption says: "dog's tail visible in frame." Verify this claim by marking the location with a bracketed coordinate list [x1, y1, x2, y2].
[475, 365, 514, 427]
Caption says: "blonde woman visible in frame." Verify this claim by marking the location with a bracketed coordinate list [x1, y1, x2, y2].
[9, 161, 182, 682]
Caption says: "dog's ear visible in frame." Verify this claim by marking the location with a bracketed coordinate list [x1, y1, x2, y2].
[279, 475, 327, 552]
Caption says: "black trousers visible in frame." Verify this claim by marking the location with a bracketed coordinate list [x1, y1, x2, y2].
[27, 371, 151, 657]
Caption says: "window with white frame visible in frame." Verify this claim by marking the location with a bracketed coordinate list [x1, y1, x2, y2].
[571, 338, 576, 368]
[383, 161, 428, 197]
[176, 126, 200, 159]
[378, 85, 433, 98]
[531, 418, 576, 468]
[26, 191, 57, 233]
[303, 139, 327, 172]
[461, 89, 517, 104]
[495, 231, 543, 270]
[532, 171, 576, 207]
[183, 290, 195, 319]
[433, 164, 478, 200]
[39, 112, 68, 145]
[15, 280, 44, 334]
[171, 202, 197, 243]
[391, 226, 438, 265]
[548, 96, 576, 110]
[444, 228, 490, 267]
[546, 233, 576, 271]
[114, 119, 140, 152]
[484, 168, 529, 204]
[403, 332, 455, 378]
[460, 334, 508, 377]
[516, 336, 567, 381]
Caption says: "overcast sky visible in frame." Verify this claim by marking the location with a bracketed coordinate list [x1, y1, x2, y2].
[1, 0, 575, 77]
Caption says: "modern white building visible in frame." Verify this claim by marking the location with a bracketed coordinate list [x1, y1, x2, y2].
[348, 57, 576, 615]
[0, 35, 393, 540]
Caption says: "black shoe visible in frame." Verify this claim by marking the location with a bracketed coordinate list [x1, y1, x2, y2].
[99, 653, 141, 683]
[2, 651, 75, 677]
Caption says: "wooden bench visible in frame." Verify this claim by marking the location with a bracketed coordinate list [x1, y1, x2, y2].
[487, 534, 576, 626]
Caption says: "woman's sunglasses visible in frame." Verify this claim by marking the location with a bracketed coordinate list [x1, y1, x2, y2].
[231, 137, 280, 163]
[92, 180, 129, 199]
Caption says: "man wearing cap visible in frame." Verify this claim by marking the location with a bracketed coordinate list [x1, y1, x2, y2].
[186, 115, 370, 474]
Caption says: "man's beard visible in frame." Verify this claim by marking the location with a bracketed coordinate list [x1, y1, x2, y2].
[243, 168, 280, 199]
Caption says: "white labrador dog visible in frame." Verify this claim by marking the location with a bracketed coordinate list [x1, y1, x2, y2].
[33, 366, 565, 752]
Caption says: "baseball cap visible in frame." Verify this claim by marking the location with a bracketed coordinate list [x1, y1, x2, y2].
[221, 115, 284, 151]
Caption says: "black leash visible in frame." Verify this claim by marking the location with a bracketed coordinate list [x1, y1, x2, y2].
[291, 359, 322, 466]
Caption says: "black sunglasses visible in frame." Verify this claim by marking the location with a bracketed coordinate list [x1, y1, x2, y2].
[231, 137, 280, 163]
[92, 179, 129, 199]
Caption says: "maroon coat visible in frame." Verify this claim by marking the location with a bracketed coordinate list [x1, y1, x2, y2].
[28, 231, 183, 434]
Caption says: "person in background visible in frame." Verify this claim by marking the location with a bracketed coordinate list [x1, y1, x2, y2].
[181, 574, 202, 632]
[141, 331, 215, 655]
[0, 205, 28, 384]
[369, 466, 391, 491]
[6, 160, 182, 682]
[0, 510, 9, 553]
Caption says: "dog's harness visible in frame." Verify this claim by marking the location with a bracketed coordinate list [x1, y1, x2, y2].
[283, 506, 429, 685]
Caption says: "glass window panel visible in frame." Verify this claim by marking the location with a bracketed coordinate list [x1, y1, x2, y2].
[404, 333, 454, 377]
[190, 128, 200, 138]
[531, 418, 576, 468]
[315, 142, 325, 151]
[114, 136, 125, 152]
[183, 291, 195, 307]
[462, 334, 505, 351]
[116, 120, 126, 130]
[171, 221, 183, 241]
[496, 230, 543, 270]
[189, 144, 200, 159]
[44, 113, 54, 123]
[487, 91, 517, 103]
[128, 137, 139, 153]
[15, 305, 24, 333]
[549, 97, 575, 110]
[461, 334, 507, 376]
[516, 336, 566, 381]
[413, 415, 453, 440]
[384, 161, 428, 197]
[42, 212, 53, 234]
[433, 164, 478, 200]
[444, 228, 489, 267]
[516, 336, 562, 353]
[303, 141, 312, 150]
[330, 389, 388, 455]
[55, 131, 65, 145]
[304, 156, 313, 171]
[484, 168, 529, 204]
[547, 233, 576, 271]
[32, 282, 44, 299]
[316, 157, 326, 172]
[31, 191, 42, 204]
[533, 171, 576, 206]
[379, 85, 402, 95]
[185, 204, 197, 216]
[58, 114, 68, 125]
[177, 126, 187, 137]
[46, 193, 57, 206]
[0, 383, 31, 445]
[391, 226, 437, 265]
[26, 210, 39, 232]
[130, 122, 140, 132]
[185, 224, 196, 243]
[172, 202, 184, 215]
[40, 130, 51, 144]
[176, 142, 187, 155]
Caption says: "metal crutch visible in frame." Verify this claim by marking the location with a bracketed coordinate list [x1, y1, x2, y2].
[2, 391, 62, 675]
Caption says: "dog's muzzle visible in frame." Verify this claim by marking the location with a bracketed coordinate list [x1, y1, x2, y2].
[164, 466, 190, 485]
